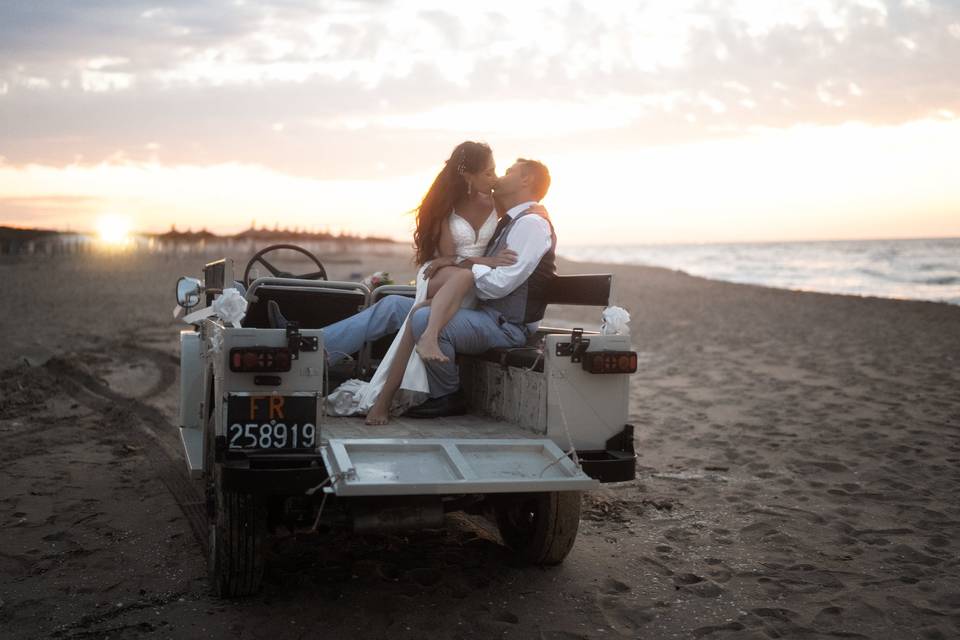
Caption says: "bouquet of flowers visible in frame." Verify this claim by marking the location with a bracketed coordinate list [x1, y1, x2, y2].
[362, 271, 394, 290]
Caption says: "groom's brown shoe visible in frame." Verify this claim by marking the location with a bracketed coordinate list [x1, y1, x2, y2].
[404, 390, 467, 419]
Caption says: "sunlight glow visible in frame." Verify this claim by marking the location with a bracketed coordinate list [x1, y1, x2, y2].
[2, 117, 959, 246]
[96, 214, 134, 247]
[507, 117, 960, 244]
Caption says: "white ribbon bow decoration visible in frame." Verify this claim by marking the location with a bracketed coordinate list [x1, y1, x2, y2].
[182, 287, 249, 328]
[600, 306, 631, 336]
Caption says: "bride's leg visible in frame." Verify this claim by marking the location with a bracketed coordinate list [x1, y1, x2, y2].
[416, 268, 475, 364]
[425, 264, 462, 298]
[365, 301, 429, 425]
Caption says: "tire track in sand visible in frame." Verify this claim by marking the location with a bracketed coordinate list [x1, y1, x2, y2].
[44, 355, 208, 553]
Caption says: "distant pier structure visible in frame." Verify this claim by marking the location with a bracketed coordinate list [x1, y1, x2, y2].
[0, 227, 94, 256]
[148, 225, 403, 256]
[0, 225, 404, 257]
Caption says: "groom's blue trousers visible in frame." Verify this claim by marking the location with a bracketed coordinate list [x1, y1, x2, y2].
[322, 294, 527, 398]
[408, 306, 527, 398]
[322, 295, 414, 365]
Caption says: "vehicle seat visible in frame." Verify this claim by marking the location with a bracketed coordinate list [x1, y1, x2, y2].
[243, 279, 371, 383]
[475, 274, 613, 372]
[243, 280, 370, 329]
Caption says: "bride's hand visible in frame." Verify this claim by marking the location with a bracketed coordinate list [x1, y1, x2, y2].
[527, 203, 549, 219]
[422, 256, 455, 279]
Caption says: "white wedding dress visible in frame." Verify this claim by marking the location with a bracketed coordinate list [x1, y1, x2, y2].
[325, 209, 498, 416]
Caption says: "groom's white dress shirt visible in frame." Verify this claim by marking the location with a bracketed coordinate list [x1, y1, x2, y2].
[470, 200, 552, 301]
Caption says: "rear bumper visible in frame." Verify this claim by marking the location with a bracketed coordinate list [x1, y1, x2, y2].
[578, 424, 636, 483]
[221, 465, 328, 494]
[217, 440, 328, 494]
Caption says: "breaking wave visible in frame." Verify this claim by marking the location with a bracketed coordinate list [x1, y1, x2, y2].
[560, 237, 960, 305]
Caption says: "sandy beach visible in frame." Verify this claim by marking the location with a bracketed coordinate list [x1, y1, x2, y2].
[1, 248, 959, 639]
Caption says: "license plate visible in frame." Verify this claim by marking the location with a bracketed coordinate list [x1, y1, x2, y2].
[226, 394, 317, 450]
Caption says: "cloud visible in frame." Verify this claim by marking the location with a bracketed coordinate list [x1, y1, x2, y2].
[0, 0, 958, 179]
[0, 195, 104, 227]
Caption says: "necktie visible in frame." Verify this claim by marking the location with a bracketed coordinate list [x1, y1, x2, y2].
[485, 215, 512, 254]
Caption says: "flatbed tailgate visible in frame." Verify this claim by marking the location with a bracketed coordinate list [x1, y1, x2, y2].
[321, 438, 598, 496]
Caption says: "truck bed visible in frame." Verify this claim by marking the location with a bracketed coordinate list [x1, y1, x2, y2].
[319, 412, 539, 441]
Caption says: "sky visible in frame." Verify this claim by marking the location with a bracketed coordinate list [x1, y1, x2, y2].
[1, 0, 959, 245]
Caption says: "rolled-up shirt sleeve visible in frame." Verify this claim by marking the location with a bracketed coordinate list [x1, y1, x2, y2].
[471, 215, 552, 300]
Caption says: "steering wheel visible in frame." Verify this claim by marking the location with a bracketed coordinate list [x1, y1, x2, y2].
[243, 244, 328, 287]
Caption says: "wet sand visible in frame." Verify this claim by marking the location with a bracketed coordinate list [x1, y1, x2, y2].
[1, 249, 959, 639]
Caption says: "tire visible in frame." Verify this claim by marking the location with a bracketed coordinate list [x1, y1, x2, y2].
[206, 415, 267, 597]
[494, 491, 582, 565]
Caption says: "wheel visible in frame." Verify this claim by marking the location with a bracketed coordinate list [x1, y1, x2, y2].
[209, 486, 267, 597]
[205, 415, 267, 597]
[494, 491, 582, 565]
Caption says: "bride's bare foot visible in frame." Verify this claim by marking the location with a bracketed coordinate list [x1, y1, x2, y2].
[365, 405, 390, 425]
[415, 335, 449, 363]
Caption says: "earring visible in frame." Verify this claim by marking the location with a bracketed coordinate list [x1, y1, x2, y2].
[467, 181, 472, 196]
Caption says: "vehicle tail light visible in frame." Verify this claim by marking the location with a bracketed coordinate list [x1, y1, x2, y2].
[229, 347, 292, 373]
[581, 351, 637, 374]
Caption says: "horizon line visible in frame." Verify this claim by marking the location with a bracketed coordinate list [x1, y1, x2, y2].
[2, 223, 958, 248]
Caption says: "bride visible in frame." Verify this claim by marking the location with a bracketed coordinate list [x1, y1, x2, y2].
[325, 141, 518, 422]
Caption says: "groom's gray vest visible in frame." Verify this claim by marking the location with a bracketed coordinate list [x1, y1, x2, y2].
[482, 209, 557, 325]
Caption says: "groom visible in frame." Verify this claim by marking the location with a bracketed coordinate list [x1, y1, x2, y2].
[321, 158, 556, 417]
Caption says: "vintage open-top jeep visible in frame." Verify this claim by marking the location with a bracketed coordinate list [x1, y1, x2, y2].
[176, 244, 637, 596]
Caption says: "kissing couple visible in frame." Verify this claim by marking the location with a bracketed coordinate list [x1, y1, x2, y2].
[321, 141, 557, 424]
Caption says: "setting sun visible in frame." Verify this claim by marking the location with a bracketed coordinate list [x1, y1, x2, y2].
[96, 214, 133, 247]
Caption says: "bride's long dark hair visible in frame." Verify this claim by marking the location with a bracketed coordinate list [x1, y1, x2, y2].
[413, 141, 492, 266]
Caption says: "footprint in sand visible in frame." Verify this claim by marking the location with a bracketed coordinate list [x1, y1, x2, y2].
[493, 610, 519, 624]
[702, 558, 733, 583]
[710, 530, 734, 545]
[408, 567, 443, 587]
[728, 607, 808, 637]
[886, 544, 942, 567]
[750, 607, 800, 621]
[674, 573, 704, 585]
[663, 526, 697, 543]
[925, 535, 950, 550]
[738, 520, 781, 542]
[929, 592, 960, 611]
[674, 573, 725, 598]
[41, 530, 70, 542]
[595, 590, 656, 632]
[812, 605, 844, 626]
[639, 555, 673, 576]
[691, 621, 746, 637]
[600, 578, 631, 594]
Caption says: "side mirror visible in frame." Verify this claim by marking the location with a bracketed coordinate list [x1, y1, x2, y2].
[176, 277, 203, 308]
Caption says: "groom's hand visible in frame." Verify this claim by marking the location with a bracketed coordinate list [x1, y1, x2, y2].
[473, 248, 517, 269]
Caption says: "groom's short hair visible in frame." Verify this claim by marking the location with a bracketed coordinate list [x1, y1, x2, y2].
[516, 158, 551, 201]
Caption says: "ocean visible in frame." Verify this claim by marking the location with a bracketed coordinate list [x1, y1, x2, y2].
[560, 237, 960, 306]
